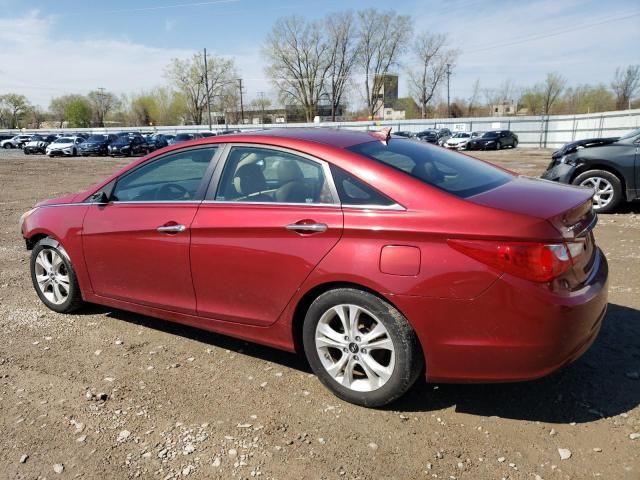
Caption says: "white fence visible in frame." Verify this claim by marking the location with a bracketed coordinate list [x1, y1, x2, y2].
[3, 108, 639, 150]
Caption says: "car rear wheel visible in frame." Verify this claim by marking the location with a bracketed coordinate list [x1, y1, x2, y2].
[572, 169, 623, 213]
[302, 288, 424, 407]
[4, 143, 12, 149]
[30, 240, 84, 313]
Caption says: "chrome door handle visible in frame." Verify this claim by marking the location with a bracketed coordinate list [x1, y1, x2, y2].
[286, 223, 328, 233]
[157, 224, 186, 233]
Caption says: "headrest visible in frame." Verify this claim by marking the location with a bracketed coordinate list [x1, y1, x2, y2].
[234, 163, 266, 195]
[276, 159, 304, 183]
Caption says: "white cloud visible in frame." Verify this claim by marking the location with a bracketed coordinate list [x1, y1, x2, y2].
[0, 11, 194, 107]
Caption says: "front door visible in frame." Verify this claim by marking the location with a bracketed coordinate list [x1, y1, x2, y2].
[82, 146, 219, 314]
[190, 145, 343, 326]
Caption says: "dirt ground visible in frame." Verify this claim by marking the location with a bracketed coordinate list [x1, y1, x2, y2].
[0, 147, 638, 480]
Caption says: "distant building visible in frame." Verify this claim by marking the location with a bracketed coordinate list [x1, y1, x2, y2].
[371, 74, 406, 120]
[490, 100, 517, 116]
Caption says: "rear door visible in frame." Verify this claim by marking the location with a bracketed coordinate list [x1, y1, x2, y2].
[190, 145, 343, 326]
[82, 146, 220, 314]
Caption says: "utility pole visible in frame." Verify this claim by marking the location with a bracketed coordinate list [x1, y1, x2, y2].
[97, 87, 106, 127]
[257, 91, 266, 123]
[331, 73, 335, 122]
[238, 78, 245, 125]
[203, 48, 212, 131]
[446, 63, 452, 118]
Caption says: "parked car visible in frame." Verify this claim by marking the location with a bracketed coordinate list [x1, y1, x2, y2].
[394, 131, 415, 138]
[1, 134, 32, 149]
[168, 132, 203, 145]
[46, 136, 84, 157]
[218, 129, 242, 135]
[79, 134, 118, 156]
[145, 134, 170, 152]
[200, 131, 217, 138]
[541, 128, 640, 213]
[443, 132, 479, 150]
[20, 128, 608, 407]
[24, 134, 59, 154]
[466, 130, 518, 150]
[416, 128, 451, 145]
[0, 134, 14, 142]
[108, 134, 149, 157]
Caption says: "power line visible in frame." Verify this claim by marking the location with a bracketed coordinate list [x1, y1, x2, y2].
[462, 10, 640, 55]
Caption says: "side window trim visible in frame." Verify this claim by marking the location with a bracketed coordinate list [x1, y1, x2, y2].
[203, 143, 341, 207]
[108, 145, 221, 204]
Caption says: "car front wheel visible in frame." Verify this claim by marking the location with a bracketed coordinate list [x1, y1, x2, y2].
[303, 288, 424, 407]
[572, 169, 623, 213]
[30, 240, 84, 313]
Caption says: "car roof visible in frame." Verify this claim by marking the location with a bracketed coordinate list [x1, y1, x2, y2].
[253, 128, 382, 148]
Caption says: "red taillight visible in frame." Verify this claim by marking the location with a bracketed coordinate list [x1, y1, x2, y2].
[448, 239, 584, 283]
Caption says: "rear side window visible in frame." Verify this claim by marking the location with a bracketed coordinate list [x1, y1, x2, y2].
[329, 165, 395, 207]
[349, 139, 512, 198]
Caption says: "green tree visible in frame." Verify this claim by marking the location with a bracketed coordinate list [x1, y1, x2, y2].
[0, 93, 31, 128]
[65, 97, 92, 128]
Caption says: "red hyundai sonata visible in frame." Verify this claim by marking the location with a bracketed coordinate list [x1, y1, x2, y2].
[20, 128, 608, 407]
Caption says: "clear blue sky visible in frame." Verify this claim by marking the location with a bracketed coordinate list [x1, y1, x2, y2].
[0, 0, 638, 107]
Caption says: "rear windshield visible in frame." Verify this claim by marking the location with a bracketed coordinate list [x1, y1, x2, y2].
[349, 139, 512, 198]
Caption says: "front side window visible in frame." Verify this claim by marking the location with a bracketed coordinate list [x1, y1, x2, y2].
[349, 139, 512, 198]
[215, 146, 335, 204]
[112, 147, 217, 202]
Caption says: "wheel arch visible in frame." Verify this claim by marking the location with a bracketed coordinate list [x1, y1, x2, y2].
[290, 281, 418, 355]
[570, 162, 627, 192]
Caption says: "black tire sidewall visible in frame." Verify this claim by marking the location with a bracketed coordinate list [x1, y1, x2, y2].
[572, 169, 623, 213]
[30, 242, 82, 313]
[302, 288, 423, 407]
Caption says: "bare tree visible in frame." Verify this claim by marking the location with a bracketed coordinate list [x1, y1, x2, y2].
[166, 52, 236, 125]
[407, 32, 456, 118]
[467, 79, 481, 116]
[612, 65, 640, 110]
[87, 89, 119, 127]
[356, 9, 412, 119]
[541, 72, 566, 114]
[263, 15, 331, 122]
[325, 11, 358, 121]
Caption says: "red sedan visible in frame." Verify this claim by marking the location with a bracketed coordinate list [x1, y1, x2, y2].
[20, 128, 608, 407]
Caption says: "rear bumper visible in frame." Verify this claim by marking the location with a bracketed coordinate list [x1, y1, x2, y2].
[392, 248, 609, 383]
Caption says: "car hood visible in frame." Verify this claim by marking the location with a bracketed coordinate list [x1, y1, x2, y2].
[48, 142, 74, 148]
[552, 136, 620, 159]
[35, 192, 80, 207]
[447, 138, 469, 144]
[26, 140, 44, 145]
[469, 175, 593, 221]
[82, 141, 107, 146]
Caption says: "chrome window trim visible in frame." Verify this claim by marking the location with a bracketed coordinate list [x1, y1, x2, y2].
[110, 200, 202, 205]
[200, 200, 405, 211]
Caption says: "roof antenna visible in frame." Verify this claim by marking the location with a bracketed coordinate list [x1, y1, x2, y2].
[370, 127, 392, 145]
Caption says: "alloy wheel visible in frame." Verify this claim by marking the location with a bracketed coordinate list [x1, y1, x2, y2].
[580, 176, 614, 210]
[34, 249, 70, 305]
[314, 304, 395, 392]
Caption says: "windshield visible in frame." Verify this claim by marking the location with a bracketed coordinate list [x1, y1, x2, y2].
[54, 137, 72, 143]
[87, 135, 108, 142]
[452, 133, 470, 138]
[175, 133, 194, 141]
[481, 131, 499, 139]
[619, 128, 640, 140]
[30, 135, 43, 141]
[349, 139, 512, 198]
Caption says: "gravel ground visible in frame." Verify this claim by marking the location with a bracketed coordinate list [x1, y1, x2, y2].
[0, 147, 639, 480]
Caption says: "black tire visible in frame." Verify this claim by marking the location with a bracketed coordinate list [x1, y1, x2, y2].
[72, 148, 77, 157]
[4, 143, 12, 149]
[30, 240, 84, 313]
[513, 140, 518, 148]
[571, 169, 623, 214]
[302, 288, 424, 408]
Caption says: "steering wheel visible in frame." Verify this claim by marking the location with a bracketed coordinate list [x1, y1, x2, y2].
[155, 183, 189, 200]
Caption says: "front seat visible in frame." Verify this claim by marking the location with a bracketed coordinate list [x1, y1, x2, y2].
[233, 163, 272, 202]
[274, 160, 307, 203]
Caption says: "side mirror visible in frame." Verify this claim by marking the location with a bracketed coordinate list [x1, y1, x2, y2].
[89, 191, 110, 205]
